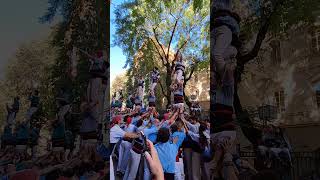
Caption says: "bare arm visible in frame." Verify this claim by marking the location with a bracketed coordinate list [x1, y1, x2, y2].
[123, 132, 140, 139]
[78, 48, 96, 60]
[180, 115, 189, 133]
[168, 111, 179, 125]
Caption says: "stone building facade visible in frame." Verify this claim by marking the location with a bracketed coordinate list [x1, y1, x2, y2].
[239, 24, 320, 151]
[185, 69, 210, 114]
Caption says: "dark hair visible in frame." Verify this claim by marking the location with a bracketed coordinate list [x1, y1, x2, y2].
[133, 113, 139, 117]
[94, 161, 105, 172]
[189, 116, 198, 122]
[156, 128, 170, 143]
[158, 114, 164, 121]
[170, 124, 178, 134]
[62, 168, 75, 178]
[45, 169, 61, 180]
[231, 12, 241, 24]
[123, 115, 131, 123]
[199, 123, 208, 148]
[34, 90, 39, 95]
[175, 120, 184, 130]
[136, 119, 143, 127]
[77, 162, 93, 177]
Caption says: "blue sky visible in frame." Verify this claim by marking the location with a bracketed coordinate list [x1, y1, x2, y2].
[110, 0, 128, 85]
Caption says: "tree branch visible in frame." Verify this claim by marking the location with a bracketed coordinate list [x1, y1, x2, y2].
[153, 28, 169, 64]
[175, 27, 194, 58]
[237, 0, 284, 65]
[166, 19, 179, 60]
[184, 92, 192, 108]
[184, 62, 198, 83]
[150, 38, 166, 66]
[169, 10, 177, 20]
[159, 81, 169, 100]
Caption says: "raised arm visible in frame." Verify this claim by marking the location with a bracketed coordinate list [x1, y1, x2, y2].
[168, 111, 179, 125]
[78, 48, 96, 60]
[187, 130, 199, 143]
[184, 121, 199, 133]
[179, 114, 189, 133]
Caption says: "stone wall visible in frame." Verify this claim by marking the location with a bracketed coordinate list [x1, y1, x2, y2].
[239, 26, 320, 126]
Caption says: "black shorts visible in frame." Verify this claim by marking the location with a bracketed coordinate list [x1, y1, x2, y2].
[149, 102, 156, 107]
[80, 131, 97, 140]
[52, 138, 65, 147]
[174, 95, 184, 104]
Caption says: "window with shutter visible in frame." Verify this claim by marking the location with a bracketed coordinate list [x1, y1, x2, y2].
[274, 90, 285, 112]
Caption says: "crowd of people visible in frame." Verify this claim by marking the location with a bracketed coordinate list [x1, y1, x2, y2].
[109, 41, 258, 179]
[257, 125, 292, 169]
[0, 49, 109, 180]
[110, 51, 215, 180]
[110, 106, 213, 180]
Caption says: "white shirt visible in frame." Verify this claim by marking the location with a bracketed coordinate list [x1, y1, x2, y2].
[186, 121, 200, 133]
[110, 125, 126, 144]
[124, 124, 137, 133]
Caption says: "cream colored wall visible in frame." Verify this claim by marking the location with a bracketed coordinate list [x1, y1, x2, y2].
[239, 26, 320, 126]
[185, 69, 210, 110]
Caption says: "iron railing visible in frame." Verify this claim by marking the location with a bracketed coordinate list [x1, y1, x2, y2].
[240, 151, 320, 180]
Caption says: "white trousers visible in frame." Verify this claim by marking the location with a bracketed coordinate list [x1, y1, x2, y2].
[175, 70, 184, 84]
[150, 83, 157, 93]
[87, 78, 103, 123]
[117, 141, 132, 173]
[175, 158, 185, 180]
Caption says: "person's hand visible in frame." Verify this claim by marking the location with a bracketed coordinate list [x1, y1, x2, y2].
[144, 140, 164, 180]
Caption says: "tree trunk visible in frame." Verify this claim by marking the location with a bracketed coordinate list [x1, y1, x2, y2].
[231, 0, 284, 147]
[165, 66, 172, 108]
[233, 79, 262, 147]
